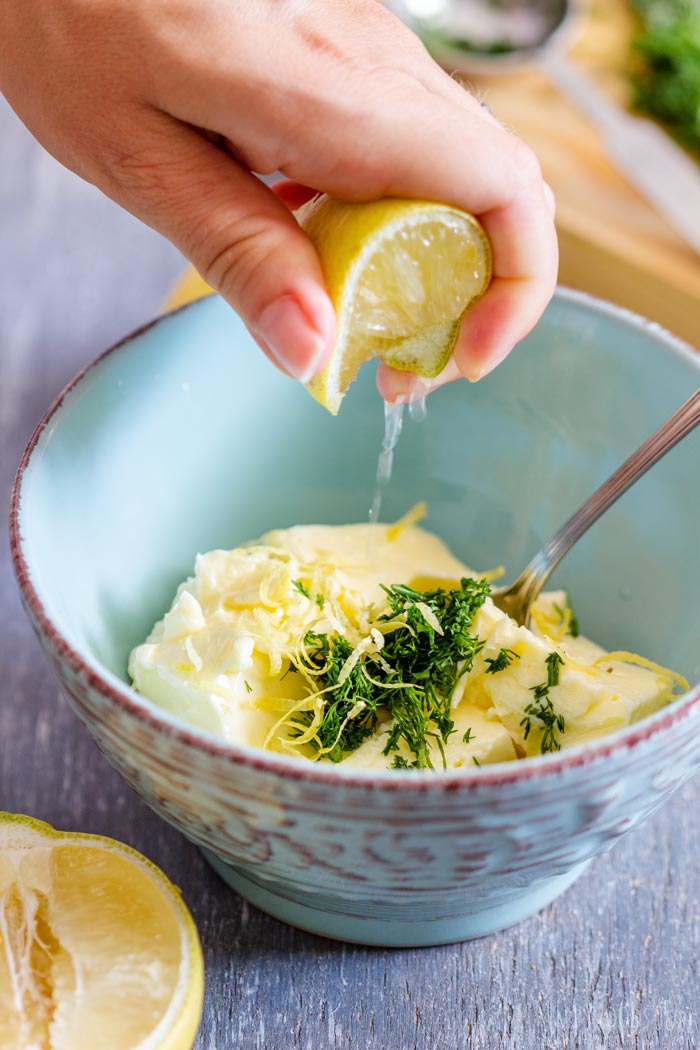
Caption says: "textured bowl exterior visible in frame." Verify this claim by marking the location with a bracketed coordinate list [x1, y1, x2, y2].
[11, 289, 700, 945]
[15, 587, 700, 944]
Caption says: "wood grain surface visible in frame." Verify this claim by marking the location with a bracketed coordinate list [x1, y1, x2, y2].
[2, 96, 699, 1050]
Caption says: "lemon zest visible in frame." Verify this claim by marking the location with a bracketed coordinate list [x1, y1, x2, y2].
[530, 605, 566, 642]
[337, 632, 385, 687]
[253, 694, 303, 714]
[386, 501, 427, 542]
[359, 664, 424, 693]
[184, 636, 203, 672]
[414, 601, 444, 635]
[552, 653, 598, 678]
[592, 651, 689, 694]
[315, 700, 368, 758]
[480, 565, 506, 583]
[263, 691, 326, 750]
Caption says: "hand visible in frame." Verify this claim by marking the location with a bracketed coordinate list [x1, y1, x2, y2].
[1, 0, 558, 392]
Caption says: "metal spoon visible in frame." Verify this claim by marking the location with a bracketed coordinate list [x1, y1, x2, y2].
[491, 388, 700, 626]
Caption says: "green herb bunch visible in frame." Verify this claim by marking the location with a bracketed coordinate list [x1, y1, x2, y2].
[297, 577, 489, 770]
[630, 0, 700, 151]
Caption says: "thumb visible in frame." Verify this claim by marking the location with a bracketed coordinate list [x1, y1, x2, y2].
[102, 113, 336, 381]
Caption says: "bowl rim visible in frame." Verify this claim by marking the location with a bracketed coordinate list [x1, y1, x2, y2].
[9, 286, 700, 792]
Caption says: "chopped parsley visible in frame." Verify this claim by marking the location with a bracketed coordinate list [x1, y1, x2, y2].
[294, 577, 489, 769]
[520, 651, 566, 754]
[315, 593, 325, 609]
[462, 727, 473, 743]
[485, 647, 520, 674]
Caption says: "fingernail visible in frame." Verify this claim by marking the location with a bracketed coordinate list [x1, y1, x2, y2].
[256, 295, 327, 382]
[381, 390, 411, 407]
[376, 373, 412, 404]
[465, 345, 515, 382]
[391, 379, 424, 404]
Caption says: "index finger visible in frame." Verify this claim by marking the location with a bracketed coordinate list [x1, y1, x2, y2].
[274, 94, 557, 394]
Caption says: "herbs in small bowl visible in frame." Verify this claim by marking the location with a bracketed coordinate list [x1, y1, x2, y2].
[630, 0, 700, 152]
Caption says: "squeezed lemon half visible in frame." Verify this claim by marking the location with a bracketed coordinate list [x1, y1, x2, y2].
[295, 195, 492, 414]
[0, 813, 204, 1050]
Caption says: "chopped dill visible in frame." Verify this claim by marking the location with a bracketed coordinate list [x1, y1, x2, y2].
[546, 650, 564, 687]
[292, 579, 311, 599]
[293, 577, 489, 770]
[296, 630, 378, 761]
[244, 680, 252, 694]
[315, 593, 326, 609]
[520, 651, 565, 754]
[472, 755, 481, 766]
[462, 727, 473, 743]
[553, 599, 579, 638]
[485, 647, 520, 674]
[392, 754, 410, 770]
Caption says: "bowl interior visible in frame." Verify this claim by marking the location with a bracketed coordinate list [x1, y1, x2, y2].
[16, 291, 700, 712]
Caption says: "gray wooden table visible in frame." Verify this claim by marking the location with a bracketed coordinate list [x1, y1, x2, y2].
[2, 96, 699, 1050]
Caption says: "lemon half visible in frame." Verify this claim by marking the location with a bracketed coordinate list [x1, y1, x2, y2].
[296, 195, 492, 414]
[0, 813, 204, 1050]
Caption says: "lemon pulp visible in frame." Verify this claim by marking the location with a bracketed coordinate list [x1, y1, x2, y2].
[0, 813, 203, 1050]
[296, 195, 492, 414]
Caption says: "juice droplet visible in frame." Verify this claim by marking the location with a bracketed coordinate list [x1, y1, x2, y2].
[408, 378, 430, 423]
[408, 394, 427, 423]
[368, 488, 382, 526]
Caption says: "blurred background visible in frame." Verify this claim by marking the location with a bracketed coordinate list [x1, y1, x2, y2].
[384, 0, 700, 346]
[166, 0, 700, 344]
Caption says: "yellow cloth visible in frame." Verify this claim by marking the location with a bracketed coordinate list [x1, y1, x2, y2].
[166, 269, 212, 311]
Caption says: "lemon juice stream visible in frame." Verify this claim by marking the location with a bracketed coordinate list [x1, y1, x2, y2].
[369, 388, 428, 523]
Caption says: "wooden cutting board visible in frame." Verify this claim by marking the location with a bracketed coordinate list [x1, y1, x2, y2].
[470, 0, 700, 348]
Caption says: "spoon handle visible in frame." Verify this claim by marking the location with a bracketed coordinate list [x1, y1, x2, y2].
[521, 388, 700, 598]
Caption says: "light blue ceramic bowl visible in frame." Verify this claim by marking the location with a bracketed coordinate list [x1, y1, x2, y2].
[11, 288, 700, 947]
